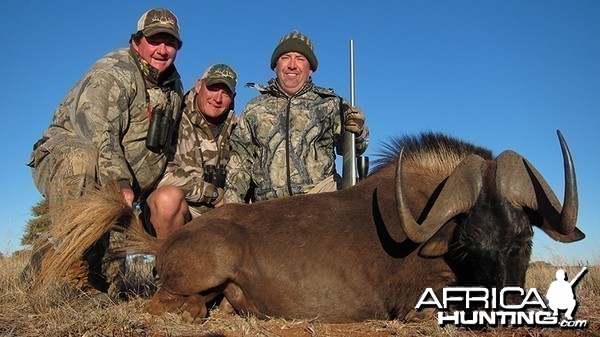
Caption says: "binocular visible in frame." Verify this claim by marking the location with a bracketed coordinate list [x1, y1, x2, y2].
[203, 165, 227, 188]
[146, 107, 175, 153]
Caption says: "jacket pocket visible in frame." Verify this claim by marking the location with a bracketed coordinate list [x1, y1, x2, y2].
[27, 137, 49, 168]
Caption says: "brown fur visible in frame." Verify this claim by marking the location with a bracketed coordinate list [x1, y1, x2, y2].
[31, 132, 582, 323]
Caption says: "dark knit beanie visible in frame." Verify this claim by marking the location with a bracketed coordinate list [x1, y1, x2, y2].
[270, 30, 318, 71]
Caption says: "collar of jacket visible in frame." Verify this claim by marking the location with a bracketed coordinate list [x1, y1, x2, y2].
[266, 77, 314, 98]
[128, 45, 181, 88]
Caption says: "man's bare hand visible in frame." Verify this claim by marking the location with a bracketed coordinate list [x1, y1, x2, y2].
[120, 187, 135, 207]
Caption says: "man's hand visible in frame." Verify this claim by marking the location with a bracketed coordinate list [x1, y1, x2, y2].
[120, 187, 135, 207]
[344, 106, 365, 135]
[212, 187, 224, 207]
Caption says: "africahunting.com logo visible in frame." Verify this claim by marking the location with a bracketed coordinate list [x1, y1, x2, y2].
[415, 268, 589, 328]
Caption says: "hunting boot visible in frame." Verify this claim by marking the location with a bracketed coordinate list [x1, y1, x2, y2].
[84, 234, 110, 293]
[19, 242, 48, 287]
[20, 244, 101, 296]
[19, 199, 51, 287]
[102, 230, 127, 300]
[63, 259, 102, 295]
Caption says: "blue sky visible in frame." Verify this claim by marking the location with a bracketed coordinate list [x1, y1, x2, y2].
[1, 1, 598, 263]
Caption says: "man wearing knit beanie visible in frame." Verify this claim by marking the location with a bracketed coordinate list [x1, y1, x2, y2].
[270, 30, 319, 72]
[224, 30, 369, 204]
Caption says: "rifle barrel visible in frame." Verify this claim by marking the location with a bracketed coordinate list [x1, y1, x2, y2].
[569, 267, 588, 287]
[350, 39, 355, 106]
[341, 39, 357, 189]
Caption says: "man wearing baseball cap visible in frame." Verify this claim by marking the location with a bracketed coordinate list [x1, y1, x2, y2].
[224, 30, 369, 204]
[143, 64, 238, 239]
[27, 8, 184, 298]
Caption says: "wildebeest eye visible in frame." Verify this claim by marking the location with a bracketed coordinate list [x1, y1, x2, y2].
[508, 238, 532, 258]
[508, 246, 522, 258]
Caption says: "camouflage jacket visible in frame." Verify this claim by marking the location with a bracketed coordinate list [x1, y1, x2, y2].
[158, 87, 237, 211]
[224, 79, 369, 203]
[35, 47, 183, 196]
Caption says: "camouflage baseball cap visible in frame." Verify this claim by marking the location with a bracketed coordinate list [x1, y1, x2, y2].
[202, 64, 238, 94]
[136, 8, 182, 46]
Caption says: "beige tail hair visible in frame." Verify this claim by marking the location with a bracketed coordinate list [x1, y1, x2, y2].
[33, 181, 161, 288]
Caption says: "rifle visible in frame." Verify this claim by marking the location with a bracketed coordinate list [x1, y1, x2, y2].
[569, 267, 588, 287]
[341, 39, 369, 189]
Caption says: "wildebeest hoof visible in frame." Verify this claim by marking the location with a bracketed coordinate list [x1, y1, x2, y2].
[404, 307, 436, 322]
[180, 311, 208, 324]
[218, 297, 236, 314]
[145, 287, 185, 316]
[179, 293, 207, 323]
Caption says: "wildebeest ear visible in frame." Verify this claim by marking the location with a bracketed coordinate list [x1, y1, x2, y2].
[419, 221, 457, 258]
[537, 225, 586, 243]
[527, 208, 586, 243]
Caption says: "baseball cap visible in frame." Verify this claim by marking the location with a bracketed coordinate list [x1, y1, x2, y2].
[202, 64, 238, 94]
[136, 8, 182, 46]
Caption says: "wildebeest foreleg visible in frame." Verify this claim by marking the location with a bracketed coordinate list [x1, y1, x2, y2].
[146, 287, 207, 322]
[180, 293, 208, 323]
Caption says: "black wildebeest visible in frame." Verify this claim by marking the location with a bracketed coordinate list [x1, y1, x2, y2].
[36, 131, 584, 323]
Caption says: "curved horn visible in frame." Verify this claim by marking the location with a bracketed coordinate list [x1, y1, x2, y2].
[396, 149, 485, 243]
[495, 130, 578, 235]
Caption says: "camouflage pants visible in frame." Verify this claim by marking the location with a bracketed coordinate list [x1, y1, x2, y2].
[307, 174, 340, 194]
[30, 134, 99, 207]
[29, 134, 126, 296]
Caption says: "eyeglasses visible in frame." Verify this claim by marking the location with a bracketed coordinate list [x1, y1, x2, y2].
[145, 34, 179, 49]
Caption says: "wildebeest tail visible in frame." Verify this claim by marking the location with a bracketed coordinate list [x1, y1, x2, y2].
[112, 206, 163, 257]
[32, 182, 157, 289]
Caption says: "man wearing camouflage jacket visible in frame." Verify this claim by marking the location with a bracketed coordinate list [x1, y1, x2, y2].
[143, 64, 237, 239]
[28, 8, 184, 296]
[224, 30, 369, 203]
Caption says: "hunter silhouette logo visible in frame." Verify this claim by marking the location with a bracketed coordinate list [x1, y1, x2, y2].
[546, 267, 587, 321]
[415, 267, 589, 328]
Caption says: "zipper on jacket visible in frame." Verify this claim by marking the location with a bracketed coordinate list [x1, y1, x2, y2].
[285, 98, 293, 196]
[272, 80, 312, 198]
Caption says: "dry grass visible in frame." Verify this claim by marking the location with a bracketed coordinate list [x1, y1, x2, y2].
[1, 252, 598, 337]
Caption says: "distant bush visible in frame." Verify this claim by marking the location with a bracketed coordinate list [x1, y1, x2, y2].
[20, 198, 50, 246]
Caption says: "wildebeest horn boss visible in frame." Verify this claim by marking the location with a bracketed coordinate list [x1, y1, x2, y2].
[34, 131, 584, 323]
[395, 130, 579, 243]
